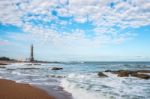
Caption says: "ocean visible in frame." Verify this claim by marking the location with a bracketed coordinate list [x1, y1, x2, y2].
[0, 62, 150, 99]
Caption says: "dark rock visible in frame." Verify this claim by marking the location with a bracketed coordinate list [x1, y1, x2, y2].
[137, 70, 150, 73]
[109, 70, 136, 77]
[131, 73, 150, 79]
[105, 70, 112, 72]
[111, 70, 126, 74]
[117, 71, 130, 77]
[51, 67, 63, 70]
[102, 69, 150, 79]
[33, 63, 41, 65]
[98, 72, 108, 77]
[113, 70, 134, 74]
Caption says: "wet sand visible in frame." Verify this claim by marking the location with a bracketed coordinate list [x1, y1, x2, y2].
[0, 79, 55, 99]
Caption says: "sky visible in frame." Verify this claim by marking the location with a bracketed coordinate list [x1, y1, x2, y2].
[0, 0, 150, 61]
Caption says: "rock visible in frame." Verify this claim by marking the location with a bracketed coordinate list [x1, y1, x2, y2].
[117, 71, 130, 77]
[109, 70, 136, 77]
[111, 70, 125, 74]
[51, 67, 63, 70]
[33, 63, 41, 65]
[105, 70, 112, 72]
[131, 73, 150, 79]
[102, 69, 150, 79]
[137, 70, 150, 73]
[98, 72, 108, 77]
[112, 70, 133, 74]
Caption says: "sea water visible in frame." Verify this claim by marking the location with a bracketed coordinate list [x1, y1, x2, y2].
[0, 62, 150, 99]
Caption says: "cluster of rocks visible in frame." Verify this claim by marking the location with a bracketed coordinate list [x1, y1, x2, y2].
[51, 67, 63, 70]
[98, 70, 150, 79]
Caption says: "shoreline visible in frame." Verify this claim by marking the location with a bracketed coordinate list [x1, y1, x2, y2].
[0, 79, 55, 99]
[0, 61, 73, 99]
[0, 78, 73, 99]
[0, 61, 150, 99]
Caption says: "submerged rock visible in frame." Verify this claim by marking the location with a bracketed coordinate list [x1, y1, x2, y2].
[98, 72, 108, 77]
[131, 73, 150, 79]
[51, 67, 63, 70]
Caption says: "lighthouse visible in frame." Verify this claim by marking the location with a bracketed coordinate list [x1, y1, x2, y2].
[30, 44, 34, 62]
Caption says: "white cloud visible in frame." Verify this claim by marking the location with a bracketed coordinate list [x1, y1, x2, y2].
[0, 0, 149, 49]
[0, 0, 24, 26]
[1, 0, 149, 27]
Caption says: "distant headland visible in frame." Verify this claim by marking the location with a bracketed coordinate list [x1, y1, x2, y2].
[0, 45, 60, 65]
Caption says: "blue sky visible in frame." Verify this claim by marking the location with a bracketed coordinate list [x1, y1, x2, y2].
[0, 0, 150, 61]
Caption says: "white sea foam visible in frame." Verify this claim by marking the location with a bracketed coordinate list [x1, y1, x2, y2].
[6, 63, 46, 70]
[12, 71, 22, 75]
[61, 73, 113, 99]
[61, 79, 110, 99]
[60, 73, 150, 99]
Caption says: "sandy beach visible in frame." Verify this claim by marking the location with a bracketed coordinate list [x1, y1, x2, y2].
[0, 79, 55, 99]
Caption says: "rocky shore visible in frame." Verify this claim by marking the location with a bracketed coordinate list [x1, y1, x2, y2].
[98, 70, 150, 79]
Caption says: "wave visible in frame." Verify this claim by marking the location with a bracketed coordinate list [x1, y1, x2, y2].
[60, 73, 150, 99]
[61, 79, 110, 99]
[60, 73, 112, 99]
